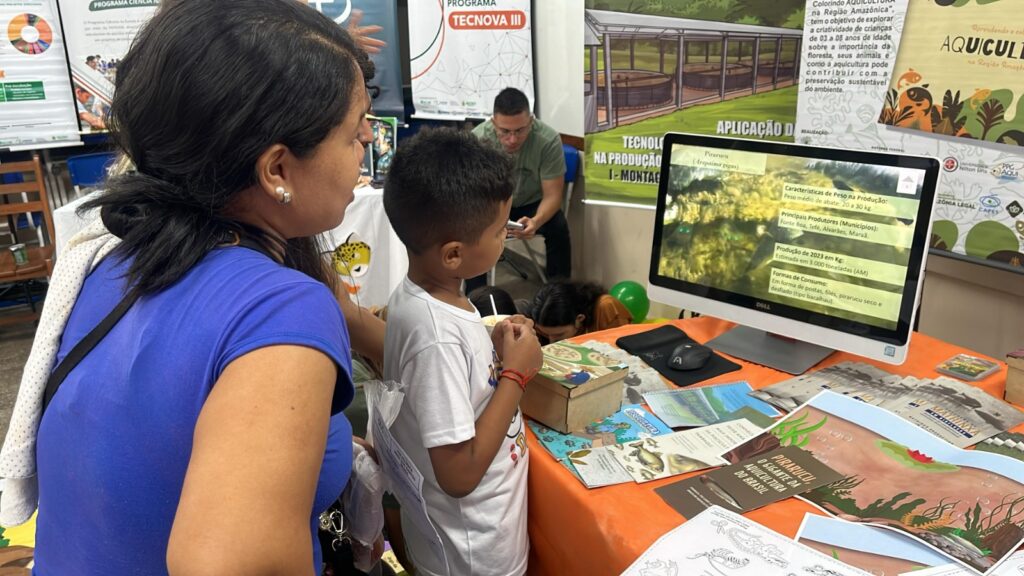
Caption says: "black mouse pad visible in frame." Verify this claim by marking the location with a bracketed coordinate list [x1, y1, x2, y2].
[616, 325, 741, 387]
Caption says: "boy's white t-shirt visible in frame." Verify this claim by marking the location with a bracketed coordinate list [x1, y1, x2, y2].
[384, 278, 529, 576]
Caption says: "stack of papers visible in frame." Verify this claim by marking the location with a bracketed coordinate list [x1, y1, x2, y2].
[750, 362, 1024, 447]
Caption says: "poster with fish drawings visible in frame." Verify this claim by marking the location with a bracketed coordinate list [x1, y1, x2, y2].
[795, 0, 1024, 272]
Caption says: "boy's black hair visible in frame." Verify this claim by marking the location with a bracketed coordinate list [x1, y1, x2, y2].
[384, 127, 513, 254]
[493, 87, 530, 117]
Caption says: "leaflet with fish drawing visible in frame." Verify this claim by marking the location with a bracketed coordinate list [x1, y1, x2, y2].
[796, 514, 954, 575]
[569, 418, 763, 488]
[622, 505, 872, 576]
[604, 419, 762, 483]
[721, 390, 1024, 576]
[899, 551, 1024, 576]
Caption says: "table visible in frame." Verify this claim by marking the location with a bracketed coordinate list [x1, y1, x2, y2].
[51, 185, 407, 309]
[525, 316, 1010, 575]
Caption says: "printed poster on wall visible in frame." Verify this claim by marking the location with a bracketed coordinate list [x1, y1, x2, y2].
[408, 0, 534, 121]
[795, 0, 1024, 271]
[879, 0, 1024, 148]
[57, 0, 404, 133]
[582, 0, 806, 207]
[0, 0, 79, 149]
[57, 0, 160, 133]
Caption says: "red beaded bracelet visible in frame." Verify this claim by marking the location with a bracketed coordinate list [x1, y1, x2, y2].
[500, 369, 528, 391]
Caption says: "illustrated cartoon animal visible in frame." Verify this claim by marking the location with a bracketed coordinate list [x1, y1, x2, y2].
[637, 559, 679, 576]
[897, 86, 936, 131]
[968, 88, 992, 110]
[331, 234, 371, 294]
[990, 163, 1022, 180]
[897, 68, 922, 89]
[687, 549, 749, 570]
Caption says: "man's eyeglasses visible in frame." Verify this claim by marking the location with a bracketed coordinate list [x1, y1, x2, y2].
[495, 119, 532, 139]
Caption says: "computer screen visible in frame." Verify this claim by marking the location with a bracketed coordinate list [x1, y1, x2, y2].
[649, 133, 940, 371]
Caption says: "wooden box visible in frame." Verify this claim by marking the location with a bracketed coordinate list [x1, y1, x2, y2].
[1006, 348, 1024, 405]
[520, 342, 627, 434]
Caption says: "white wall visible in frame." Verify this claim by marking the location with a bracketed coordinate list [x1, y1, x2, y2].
[533, 0, 584, 136]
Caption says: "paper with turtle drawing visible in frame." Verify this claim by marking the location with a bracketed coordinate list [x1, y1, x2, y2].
[622, 505, 871, 576]
[721, 390, 1024, 576]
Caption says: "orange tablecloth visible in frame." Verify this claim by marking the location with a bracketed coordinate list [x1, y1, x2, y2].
[525, 317, 1010, 576]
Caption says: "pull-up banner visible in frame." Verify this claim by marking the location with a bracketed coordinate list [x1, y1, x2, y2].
[57, 0, 159, 133]
[0, 0, 79, 150]
[408, 0, 534, 121]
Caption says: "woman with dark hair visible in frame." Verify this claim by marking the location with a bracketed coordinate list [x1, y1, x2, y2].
[8, 1, 377, 573]
[530, 280, 633, 343]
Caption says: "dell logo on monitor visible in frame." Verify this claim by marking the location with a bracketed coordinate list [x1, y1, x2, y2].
[756, 302, 771, 311]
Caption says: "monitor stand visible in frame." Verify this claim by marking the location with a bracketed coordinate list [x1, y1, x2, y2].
[706, 325, 834, 375]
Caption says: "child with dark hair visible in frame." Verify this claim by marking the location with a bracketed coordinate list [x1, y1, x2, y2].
[530, 280, 633, 343]
[382, 127, 542, 576]
[468, 285, 519, 317]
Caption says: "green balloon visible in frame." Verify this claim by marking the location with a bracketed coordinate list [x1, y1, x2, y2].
[610, 280, 650, 322]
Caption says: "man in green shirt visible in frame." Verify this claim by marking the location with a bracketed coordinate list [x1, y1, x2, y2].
[467, 87, 570, 291]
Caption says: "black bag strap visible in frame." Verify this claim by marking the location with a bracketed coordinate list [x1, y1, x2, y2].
[41, 234, 278, 414]
[42, 290, 139, 413]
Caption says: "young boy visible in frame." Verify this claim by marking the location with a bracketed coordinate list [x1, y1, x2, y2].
[382, 127, 543, 576]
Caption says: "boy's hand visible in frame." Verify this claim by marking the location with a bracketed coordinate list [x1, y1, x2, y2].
[490, 315, 536, 355]
[498, 322, 543, 379]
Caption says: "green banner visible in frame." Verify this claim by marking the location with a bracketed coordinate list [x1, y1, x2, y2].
[584, 1, 804, 206]
[0, 82, 45, 103]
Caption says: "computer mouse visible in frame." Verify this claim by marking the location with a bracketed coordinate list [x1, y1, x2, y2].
[667, 342, 712, 371]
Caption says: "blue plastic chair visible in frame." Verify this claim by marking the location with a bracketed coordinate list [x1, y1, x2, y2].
[66, 152, 116, 197]
[562, 143, 581, 218]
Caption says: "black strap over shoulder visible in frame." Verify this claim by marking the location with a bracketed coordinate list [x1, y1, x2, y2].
[41, 233, 279, 414]
[42, 290, 139, 413]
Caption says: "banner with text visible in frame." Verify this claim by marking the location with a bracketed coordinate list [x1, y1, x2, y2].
[796, 0, 1024, 272]
[0, 0, 79, 149]
[408, 0, 534, 121]
[57, 0, 160, 133]
[58, 0, 403, 132]
[583, 1, 806, 206]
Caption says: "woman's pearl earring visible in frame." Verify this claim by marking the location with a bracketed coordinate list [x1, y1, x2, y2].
[275, 186, 292, 205]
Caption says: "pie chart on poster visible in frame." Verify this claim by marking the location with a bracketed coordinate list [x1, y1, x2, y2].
[8, 13, 53, 55]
